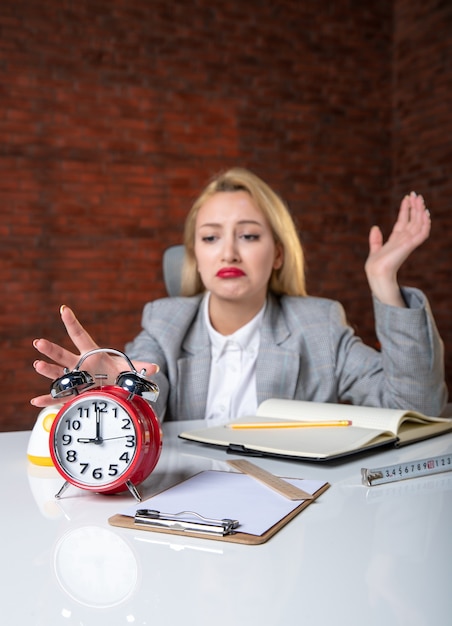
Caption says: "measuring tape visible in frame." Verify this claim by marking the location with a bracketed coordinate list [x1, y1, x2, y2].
[361, 452, 452, 486]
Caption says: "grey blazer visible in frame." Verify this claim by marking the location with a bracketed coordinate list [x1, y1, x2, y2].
[125, 288, 447, 420]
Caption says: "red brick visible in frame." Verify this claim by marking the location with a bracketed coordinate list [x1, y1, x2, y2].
[0, 0, 450, 430]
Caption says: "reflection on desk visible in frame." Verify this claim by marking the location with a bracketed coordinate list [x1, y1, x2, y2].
[1, 422, 451, 626]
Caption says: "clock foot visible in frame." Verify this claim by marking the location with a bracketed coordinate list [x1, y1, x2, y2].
[125, 480, 142, 502]
[55, 481, 71, 499]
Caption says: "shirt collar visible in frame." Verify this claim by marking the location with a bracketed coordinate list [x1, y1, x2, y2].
[203, 292, 266, 358]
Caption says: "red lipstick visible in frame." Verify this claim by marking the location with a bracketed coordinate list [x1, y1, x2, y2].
[216, 267, 246, 278]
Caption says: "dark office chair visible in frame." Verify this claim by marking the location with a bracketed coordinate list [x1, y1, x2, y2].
[162, 245, 185, 297]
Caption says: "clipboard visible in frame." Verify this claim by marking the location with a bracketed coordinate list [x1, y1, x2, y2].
[109, 468, 330, 545]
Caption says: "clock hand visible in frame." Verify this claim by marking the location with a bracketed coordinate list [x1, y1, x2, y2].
[77, 437, 103, 444]
[94, 408, 103, 443]
[101, 436, 133, 441]
[77, 407, 105, 444]
[77, 434, 133, 443]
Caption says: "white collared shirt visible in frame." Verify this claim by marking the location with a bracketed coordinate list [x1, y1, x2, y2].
[203, 293, 265, 425]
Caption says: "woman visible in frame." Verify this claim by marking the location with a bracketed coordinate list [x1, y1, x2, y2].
[32, 168, 447, 421]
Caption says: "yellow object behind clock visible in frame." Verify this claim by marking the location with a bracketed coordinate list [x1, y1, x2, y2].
[27, 406, 62, 466]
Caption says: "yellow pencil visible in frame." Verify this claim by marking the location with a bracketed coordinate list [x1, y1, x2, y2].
[228, 420, 352, 429]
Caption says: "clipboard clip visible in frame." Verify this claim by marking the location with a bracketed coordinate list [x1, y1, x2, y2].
[134, 509, 240, 536]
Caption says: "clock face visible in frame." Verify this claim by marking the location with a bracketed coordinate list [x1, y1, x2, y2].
[52, 393, 140, 490]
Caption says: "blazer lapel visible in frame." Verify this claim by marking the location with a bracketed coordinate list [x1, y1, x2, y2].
[173, 304, 212, 420]
[256, 295, 301, 404]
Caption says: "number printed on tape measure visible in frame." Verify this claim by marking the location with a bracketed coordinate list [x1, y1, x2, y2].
[361, 453, 452, 486]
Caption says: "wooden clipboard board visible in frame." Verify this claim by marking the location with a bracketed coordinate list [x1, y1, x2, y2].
[108, 469, 330, 545]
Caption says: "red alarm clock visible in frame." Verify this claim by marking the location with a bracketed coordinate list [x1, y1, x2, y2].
[49, 348, 162, 501]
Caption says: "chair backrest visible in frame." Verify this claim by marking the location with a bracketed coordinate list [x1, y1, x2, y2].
[162, 245, 185, 297]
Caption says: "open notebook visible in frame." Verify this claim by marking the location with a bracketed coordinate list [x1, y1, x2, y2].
[179, 399, 452, 461]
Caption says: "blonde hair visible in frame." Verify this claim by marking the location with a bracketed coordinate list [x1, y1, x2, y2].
[181, 167, 306, 297]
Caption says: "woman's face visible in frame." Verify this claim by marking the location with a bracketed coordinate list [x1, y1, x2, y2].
[194, 191, 283, 308]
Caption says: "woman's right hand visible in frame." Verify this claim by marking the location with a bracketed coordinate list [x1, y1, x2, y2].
[31, 305, 159, 407]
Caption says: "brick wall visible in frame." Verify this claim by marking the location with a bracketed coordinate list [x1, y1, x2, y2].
[392, 0, 452, 406]
[0, 0, 450, 431]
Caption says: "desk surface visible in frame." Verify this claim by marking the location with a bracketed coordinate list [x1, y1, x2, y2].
[2, 421, 451, 626]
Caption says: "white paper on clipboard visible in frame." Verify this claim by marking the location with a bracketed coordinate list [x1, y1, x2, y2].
[121, 470, 327, 536]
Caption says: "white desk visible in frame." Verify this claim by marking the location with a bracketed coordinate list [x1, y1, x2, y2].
[2, 422, 451, 626]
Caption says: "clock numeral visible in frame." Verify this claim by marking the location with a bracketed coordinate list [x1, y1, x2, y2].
[92, 401, 108, 413]
[77, 407, 89, 419]
[121, 418, 132, 430]
[92, 468, 103, 480]
[80, 463, 89, 474]
[108, 464, 119, 476]
[125, 436, 135, 448]
[119, 452, 130, 464]
[62, 434, 72, 445]
[65, 419, 81, 431]
[66, 450, 77, 462]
